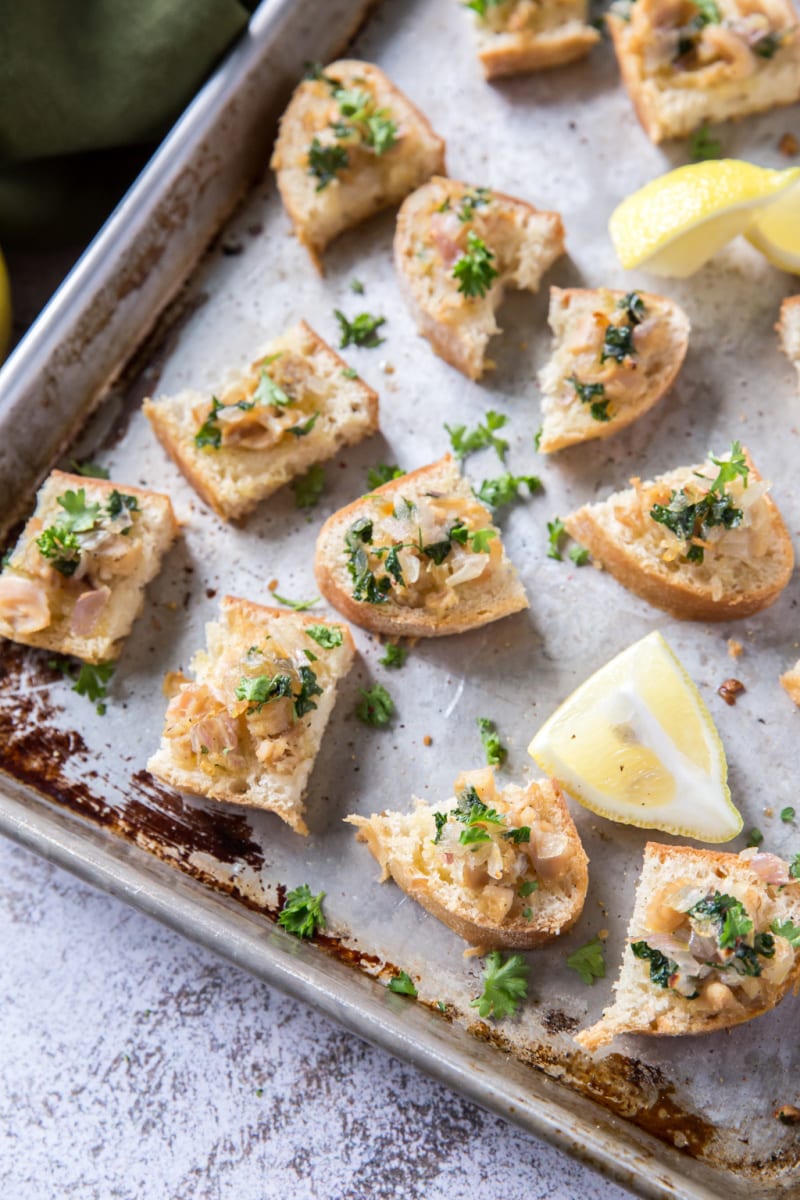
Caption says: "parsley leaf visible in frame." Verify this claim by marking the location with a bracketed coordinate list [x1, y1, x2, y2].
[278, 884, 326, 938]
[689, 123, 722, 162]
[335, 309, 387, 349]
[566, 937, 606, 985]
[350, 278, 365, 294]
[306, 624, 343, 649]
[253, 367, 292, 408]
[547, 517, 566, 560]
[457, 187, 491, 223]
[388, 971, 418, 997]
[287, 412, 319, 438]
[48, 657, 114, 716]
[470, 951, 529, 1020]
[106, 490, 139, 520]
[294, 665, 323, 717]
[632, 940, 677, 989]
[569, 545, 590, 566]
[445, 409, 508, 461]
[790, 854, 800, 880]
[308, 138, 348, 190]
[600, 323, 636, 364]
[567, 375, 610, 423]
[363, 112, 398, 155]
[235, 673, 293, 711]
[747, 827, 764, 848]
[650, 441, 748, 564]
[689, 892, 753, 949]
[534, 427, 543, 452]
[292, 463, 325, 509]
[618, 292, 647, 324]
[464, 0, 505, 16]
[379, 642, 407, 669]
[433, 811, 448, 844]
[518, 880, 539, 898]
[356, 683, 394, 727]
[453, 232, 498, 298]
[70, 460, 109, 479]
[194, 395, 255, 450]
[771, 918, 800, 948]
[474, 472, 540, 509]
[36, 488, 104, 576]
[269, 591, 320, 611]
[694, 0, 721, 22]
[367, 463, 404, 489]
[781, 807, 795, 823]
[477, 716, 507, 767]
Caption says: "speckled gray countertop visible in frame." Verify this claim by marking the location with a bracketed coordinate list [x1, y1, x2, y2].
[1, 836, 636, 1200]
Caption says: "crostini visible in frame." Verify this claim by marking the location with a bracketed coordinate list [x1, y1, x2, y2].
[565, 442, 794, 621]
[576, 842, 800, 1051]
[0, 470, 177, 663]
[347, 767, 588, 948]
[271, 60, 445, 268]
[143, 322, 378, 521]
[778, 295, 800, 390]
[314, 453, 528, 637]
[608, 0, 800, 143]
[538, 286, 690, 452]
[467, 0, 600, 78]
[394, 176, 565, 380]
[147, 596, 354, 834]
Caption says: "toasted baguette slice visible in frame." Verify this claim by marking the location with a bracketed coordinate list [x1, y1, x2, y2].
[470, 0, 600, 78]
[538, 287, 690, 453]
[0, 471, 177, 664]
[314, 453, 528, 637]
[576, 842, 800, 1052]
[143, 322, 378, 521]
[777, 296, 800, 390]
[780, 660, 800, 705]
[608, 0, 800, 143]
[147, 596, 354, 834]
[271, 60, 445, 268]
[395, 176, 565, 379]
[565, 447, 794, 621]
[347, 767, 588, 948]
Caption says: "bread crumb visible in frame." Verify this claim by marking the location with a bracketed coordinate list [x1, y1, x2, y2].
[717, 678, 745, 706]
[598, 928, 609, 940]
[268, 578, 278, 591]
[779, 132, 799, 156]
[380, 361, 395, 375]
[423, 734, 432, 747]
[727, 638, 743, 659]
[764, 807, 774, 818]
[464, 944, 486, 958]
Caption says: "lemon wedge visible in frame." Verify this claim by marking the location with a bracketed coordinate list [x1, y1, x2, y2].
[609, 160, 800, 278]
[0, 246, 10, 361]
[529, 631, 742, 843]
[746, 180, 800, 275]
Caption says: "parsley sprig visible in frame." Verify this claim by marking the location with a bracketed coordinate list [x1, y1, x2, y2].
[474, 472, 540, 510]
[278, 884, 326, 939]
[335, 309, 386, 349]
[445, 410, 508, 462]
[49, 657, 115, 716]
[477, 716, 507, 767]
[470, 951, 529, 1021]
[453, 232, 498, 298]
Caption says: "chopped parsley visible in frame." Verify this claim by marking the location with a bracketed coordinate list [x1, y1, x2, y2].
[454, 786, 505, 846]
[106, 490, 139, 520]
[689, 123, 722, 161]
[341, 366, 358, 379]
[790, 854, 800, 880]
[470, 951, 529, 1021]
[566, 937, 606, 985]
[70, 460, 109, 479]
[49, 657, 115, 716]
[689, 892, 752, 950]
[694, 0, 721, 22]
[327, 82, 398, 157]
[464, 0, 505, 16]
[306, 624, 343, 649]
[308, 137, 349, 190]
[632, 940, 677, 989]
[445, 409, 508, 461]
[294, 665, 323, 717]
[568, 375, 609, 422]
[334, 309, 387, 349]
[547, 517, 566, 560]
[747, 827, 764, 848]
[367, 463, 404, 489]
[600, 322, 636, 364]
[781, 807, 795, 823]
[278, 884, 326, 938]
[269, 591, 320, 611]
[235, 673, 293, 711]
[457, 186, 491, 223]
[618, 292, 646, 325]
[518, 880, 539, 898]
[503, 826, 531, 844]
[477, 716, 507, 767]
[569, 545, 590, 566]
[448, 521, 496, 553]
[474, 472, 540, 509]
[433, 811, 448, 844]
[356, 682, 394, 727]
[345, 517, 390, 605]
[452, 232, 498, 299]
[379, 642, 407, 669]
[36, 488, 126, 577]
[771, 918, 800, 948]
[534, 427, 543, 452]
[387, 971, 418, 997]
[650, 441, 748, 564]
[350, 278, 365, 294]
[253, 366, 292, 409]
[752, 30, 784, 57]
[195, 395, 255, 450]
[287, 412, 319, 438]
[292, 464, 325, 509]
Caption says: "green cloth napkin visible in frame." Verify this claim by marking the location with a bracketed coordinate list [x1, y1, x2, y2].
[0, 0, 253, 243]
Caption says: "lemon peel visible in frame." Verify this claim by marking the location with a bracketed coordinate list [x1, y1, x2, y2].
[746, 180, 800, 275]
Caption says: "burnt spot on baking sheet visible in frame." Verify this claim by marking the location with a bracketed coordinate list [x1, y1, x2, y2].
[541, 1009, 581, 1036]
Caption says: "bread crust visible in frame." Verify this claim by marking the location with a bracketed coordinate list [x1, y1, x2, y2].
[538, 286, 690, 453]
[348, 777, 589, 949]
[565, 454, 794, 621]
[314, 453, 528, 637]
[144, 321, 379, 522]
[576, 842, 800, 1051]
[271, 60, 445, 269]
[777, 295, 800, 390]
[394, 176, 565, 380]
[780, 662, 800, 706]
[479, 25, 600, 77]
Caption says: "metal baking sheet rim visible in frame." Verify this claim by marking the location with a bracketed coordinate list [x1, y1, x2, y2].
[0, 777, 726, 1200]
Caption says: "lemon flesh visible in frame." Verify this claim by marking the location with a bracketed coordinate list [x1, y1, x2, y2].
[746, 180, 800, 275]
[609, 160, 800, 278]
[528, 631, 742, 843]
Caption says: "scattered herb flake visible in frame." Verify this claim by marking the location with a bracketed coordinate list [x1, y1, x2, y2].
[269, 591, 320, 611]
[474, 472, 540, 510]
[292, 463, 325, 509]
[388, 971, 418, 997]
[477, 716, 507, 767]
[689, 123, 722, 161]
[569, 545, 590, 566]
[308, 138, 349, 190]
[306, 624, 343, 649]
[566, 937, 606, 985]
[356, 682, 394, 727]
[380, 642, 408, 669]
[70, 460, 109, 479]
[334, 309, 387, 349]
[367, 463, 404, 490]
[747, 827, 764, 848]
[518, 880, 539, 898]
[445, 410, 508, 462]
[547, 517, 566, 560]
[780, 806, 795, 823]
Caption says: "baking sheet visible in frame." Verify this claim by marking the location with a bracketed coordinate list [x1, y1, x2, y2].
[2, 0, 800, 1195]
